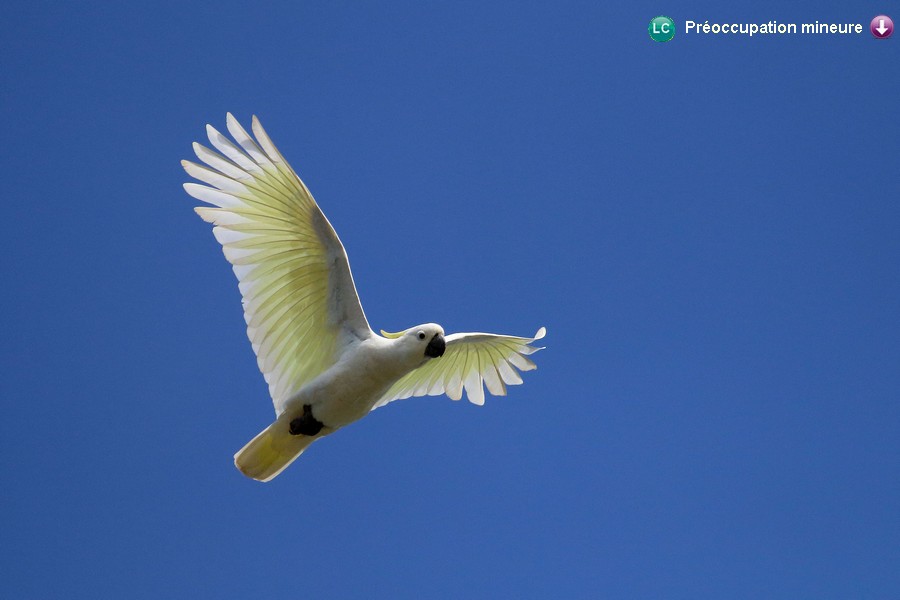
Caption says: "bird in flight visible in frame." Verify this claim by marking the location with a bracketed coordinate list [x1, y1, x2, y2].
[183, 114, 546, 482]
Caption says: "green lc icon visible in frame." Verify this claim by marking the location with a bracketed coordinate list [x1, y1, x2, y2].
[649, 16, 675, 42]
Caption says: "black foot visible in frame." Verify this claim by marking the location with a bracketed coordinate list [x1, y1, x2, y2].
[289, 404, 324, 436]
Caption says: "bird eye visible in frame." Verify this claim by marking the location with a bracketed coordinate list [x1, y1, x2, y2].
[417, 331, 426, 340]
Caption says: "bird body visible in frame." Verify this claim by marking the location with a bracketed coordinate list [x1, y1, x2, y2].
[183, 114, 545, 482]
[282, 323, 443, 428]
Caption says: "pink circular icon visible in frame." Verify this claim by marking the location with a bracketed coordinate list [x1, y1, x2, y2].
[870, 15, 893, 38]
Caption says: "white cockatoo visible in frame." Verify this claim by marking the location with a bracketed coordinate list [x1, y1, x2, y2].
[183, 114, 546, 482]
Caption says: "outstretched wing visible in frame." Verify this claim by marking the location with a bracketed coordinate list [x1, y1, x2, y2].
[183, 113, 373, 415]
[373, 327, 546, 409]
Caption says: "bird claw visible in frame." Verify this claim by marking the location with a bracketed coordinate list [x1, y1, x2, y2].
[289, 404, 324, 436]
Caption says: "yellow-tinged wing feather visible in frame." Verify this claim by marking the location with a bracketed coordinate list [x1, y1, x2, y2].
[373, 327, 546, 409]
[183, 114, 372, 415]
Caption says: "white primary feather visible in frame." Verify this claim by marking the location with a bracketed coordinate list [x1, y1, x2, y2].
[374, 327, 546, 408]
[182, 113, 372, 415]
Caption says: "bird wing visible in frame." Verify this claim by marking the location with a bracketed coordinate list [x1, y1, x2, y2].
[183, 113, 373, 415]
[373, 327, 546, 409]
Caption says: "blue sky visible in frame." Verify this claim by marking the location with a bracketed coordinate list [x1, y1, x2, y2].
[2, 1, 898, 597]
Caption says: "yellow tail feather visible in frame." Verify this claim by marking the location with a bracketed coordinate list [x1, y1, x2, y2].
[233, 412, 323, 482]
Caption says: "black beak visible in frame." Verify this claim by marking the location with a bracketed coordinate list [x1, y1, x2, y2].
[424, 333, 446, 358]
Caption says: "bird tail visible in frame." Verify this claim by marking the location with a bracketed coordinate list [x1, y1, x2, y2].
[234, 412, 321, 482]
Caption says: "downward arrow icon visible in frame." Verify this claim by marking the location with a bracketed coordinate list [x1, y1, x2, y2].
[871, 15, 894, 38]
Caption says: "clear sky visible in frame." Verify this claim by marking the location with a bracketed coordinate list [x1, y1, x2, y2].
[2, 1, 898, 598]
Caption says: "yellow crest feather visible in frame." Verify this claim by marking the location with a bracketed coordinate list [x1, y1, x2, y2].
[380, 329, 404, 339]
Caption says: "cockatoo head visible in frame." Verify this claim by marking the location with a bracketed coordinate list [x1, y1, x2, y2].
[381, 323, 446, 361]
